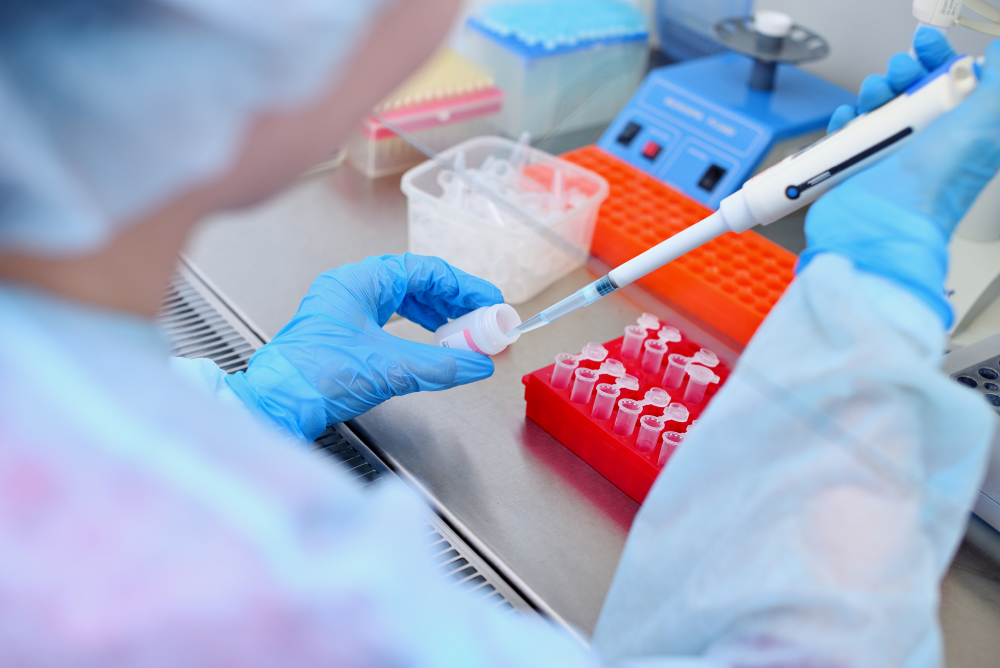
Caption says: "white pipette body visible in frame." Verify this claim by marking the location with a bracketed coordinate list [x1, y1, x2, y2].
[609, 54, 978, 289]
[514, 54, 980, 334]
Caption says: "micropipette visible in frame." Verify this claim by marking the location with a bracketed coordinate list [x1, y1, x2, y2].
[514, 54, 981, 334]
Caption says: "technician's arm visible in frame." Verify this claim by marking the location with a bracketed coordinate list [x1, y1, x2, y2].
[593, 31, 1000, 666]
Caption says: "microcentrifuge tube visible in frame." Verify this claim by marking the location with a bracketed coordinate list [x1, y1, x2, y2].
[661, 401, 689, 425]
[641, 338, 668, 374]
[620, 325, 647, 359]
[662, 353, 689, 389]
[657, 326, 682, 344]
[591, 383, 621, 420]
[613, 398, 643, 436]
[658, 431, 685, 467]
[550, 342, 608, 389]
[550, 353, 580, 389]
[683, 364, 720, 404]
[691, 348, 719, 368]
[570, 367, 600, 404]
[636, 415, 665, 453]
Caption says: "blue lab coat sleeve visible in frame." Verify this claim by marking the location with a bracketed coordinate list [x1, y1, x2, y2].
[592, 253, 996, 667]
[167, 253, 995, 667]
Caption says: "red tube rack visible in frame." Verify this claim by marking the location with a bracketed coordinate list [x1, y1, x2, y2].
[561, 145, 797, 345]
[522, 331, 730, 503]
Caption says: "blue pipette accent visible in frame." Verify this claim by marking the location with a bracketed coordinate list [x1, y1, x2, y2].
[513, 275, 617, 333]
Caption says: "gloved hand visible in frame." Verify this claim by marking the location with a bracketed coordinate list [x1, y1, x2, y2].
[799, 28, 1000, 327]
[224, 254, 503, 441]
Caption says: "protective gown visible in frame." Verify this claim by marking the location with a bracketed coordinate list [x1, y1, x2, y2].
[0, 251, 993, 666]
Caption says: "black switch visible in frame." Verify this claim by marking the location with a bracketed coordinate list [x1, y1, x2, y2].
[698, 164, 727, 192]
[617, 121, 642, 147]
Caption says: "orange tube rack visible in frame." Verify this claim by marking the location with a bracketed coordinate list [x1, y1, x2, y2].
[561, 146, 797, 345]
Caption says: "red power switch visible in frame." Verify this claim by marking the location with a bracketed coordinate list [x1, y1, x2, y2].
[641, 140, 661, 160]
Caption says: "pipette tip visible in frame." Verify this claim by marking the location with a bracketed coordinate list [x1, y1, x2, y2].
[513, 313, 547, 334]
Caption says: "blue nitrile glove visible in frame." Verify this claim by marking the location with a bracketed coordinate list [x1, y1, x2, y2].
[224, 254, 503, 441]
[799, 29, 1000, 327]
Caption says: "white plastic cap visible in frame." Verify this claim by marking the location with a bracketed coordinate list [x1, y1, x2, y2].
[686, 364, 720, 384]
[754, 10, 793, 38]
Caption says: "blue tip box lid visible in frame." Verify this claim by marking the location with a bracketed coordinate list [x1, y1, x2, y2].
[467, 0, 648, 59]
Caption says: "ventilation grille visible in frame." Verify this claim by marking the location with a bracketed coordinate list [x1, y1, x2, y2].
[159, 261, 535, 618]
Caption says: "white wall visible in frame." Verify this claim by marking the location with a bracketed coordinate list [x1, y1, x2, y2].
[757, 0, 995, 92]
[453, 0, 998, 93]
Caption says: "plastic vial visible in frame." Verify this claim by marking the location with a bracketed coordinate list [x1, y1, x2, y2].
[636, 415, 665, 453]
[683, 364, 719, 404]
[662, 353, 689, 389]
[620, 325, 647, 359]
[434, 304, 521, 356]
[551, 353, 579, 389]
[613, 398, 643, 436]
[570, 367, 600, 404]
[591, 383, 620, 420]
[641, 339, 668, 374]
[658, 431, 685, 467]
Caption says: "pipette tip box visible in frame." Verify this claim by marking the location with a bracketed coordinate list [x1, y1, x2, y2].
[348, 48, 504, 178]
[562, 145, 797, 344]
[522, 332, 730, 503]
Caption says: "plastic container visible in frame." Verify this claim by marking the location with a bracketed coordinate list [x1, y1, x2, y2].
[636, 415, 665, 453]
[662, 353, 689, 388]
[348, 96, 502, 178]
[570, 367, 601, 403]
[550, 353, 580, 389]
[434, 303, 521, 355]
[348, 48, 504, 178]
[403, 136, 609, 304]
[658, 431, 684, 467]
[462, 1, 648, 140]
[562, 145, 797, 345]
[592, 383, 620, 420]
[523, 327, 730, 503]
[641, 339, 668, 374]
[683, 364, 720, 404]
[656, 0, 752, 61]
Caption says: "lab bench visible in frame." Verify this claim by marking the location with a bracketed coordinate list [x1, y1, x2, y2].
[185, 163, 1000, 662]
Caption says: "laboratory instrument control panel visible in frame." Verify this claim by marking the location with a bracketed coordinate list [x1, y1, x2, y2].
[598, 53, 854, 209]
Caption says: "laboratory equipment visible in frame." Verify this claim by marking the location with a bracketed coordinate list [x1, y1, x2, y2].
[522, 314, 730, 503]
[656, 0, 753, 62]
[599, 12, 854, 209]
[658, 431, 685, 467]
[550, 341, 609, 389]
[636, 414, 666, 453]
[565, 145, 796, 344]
[913, 0, 1000, 34]
[402, 135, 609, 303]
[613, 387, 671, 436]
[570, 367, 601, 403]
[433, 303, 521, 355]
[461, 0, 648, 140]
[683, 364, 720, 403]
[943, 331, 1000, 533]
[348, 48, 503, 178]
[516, 54, 981, 338]
[620, 312, 661, 358]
